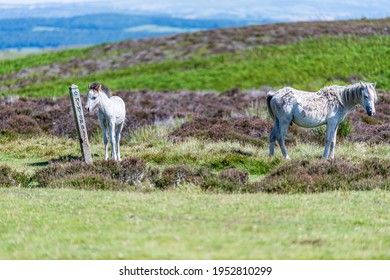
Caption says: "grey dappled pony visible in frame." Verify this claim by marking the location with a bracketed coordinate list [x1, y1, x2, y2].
[85, 82, 126, 161]
[267, 82, 378, 159]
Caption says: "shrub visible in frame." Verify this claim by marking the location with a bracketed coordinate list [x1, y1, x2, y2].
[348, 123, 390, 145]
[201, 168, 250, 193]
[6, 115, 42, 135]
[153, 165, 210, 190]
[67, 174, 128, 191]
[118, 157, 147, 186]
[337, 117, 353, 138]
[219, 168, 249, 185]
[258, 158, 390, 193]
[32, 157, 148, 190]
[169, 117, 272, 146]
[0, 165, 28, 187]
[32, 160, 91, 188]
[26, 157, 390, 194]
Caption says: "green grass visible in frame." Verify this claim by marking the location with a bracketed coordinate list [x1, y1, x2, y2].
[0, 47, 91, 76]
[1, 188, 389, 259]
[2, 36, 390, 97]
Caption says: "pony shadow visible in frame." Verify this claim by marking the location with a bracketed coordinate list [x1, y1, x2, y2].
[28, 155, 83, 167]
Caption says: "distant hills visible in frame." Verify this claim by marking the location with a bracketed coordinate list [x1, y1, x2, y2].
[0, 13, 274, 50]
[1, 0, 389, 51]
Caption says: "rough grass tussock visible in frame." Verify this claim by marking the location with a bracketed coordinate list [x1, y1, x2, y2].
[169, 117, 273, 146]
[259, 158, 390, 193]
[2, 157, 389, 194]
[201, 168, 251, 193]
[0, 165, 28, 187]
[32, 157, 149, 190]
[152, 165, 211, 190]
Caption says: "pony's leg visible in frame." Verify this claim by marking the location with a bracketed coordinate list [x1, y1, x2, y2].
[277, 120, 291, 159]
[115, 123, 124, 161]
[323, 123, 337, 159]
[109, 121, 117, 160]
[269, 118, 279, 157]
[99, 119, 109, 160]
[329, 125, 339, 159]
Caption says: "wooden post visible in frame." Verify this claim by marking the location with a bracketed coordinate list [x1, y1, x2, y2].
[69, 84, 93, 164]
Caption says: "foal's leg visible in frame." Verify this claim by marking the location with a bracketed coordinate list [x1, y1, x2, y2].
[277, 120, 291, 159]
[99, 119, 109, 160]
[115, 122, 124, 161]
[269, 118, 279, 157]
[109, 121, 117, 160]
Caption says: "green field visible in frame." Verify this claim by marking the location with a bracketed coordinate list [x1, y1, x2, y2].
[0, 23, 389, 259]
[1, 188, 390, 259]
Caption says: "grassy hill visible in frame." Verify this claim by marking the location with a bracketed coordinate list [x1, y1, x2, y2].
[0, 18, 390, 260]
[1, 18, 389, 97]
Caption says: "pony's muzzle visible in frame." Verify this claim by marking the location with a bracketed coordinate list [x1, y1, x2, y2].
[367, 110, 375, 116]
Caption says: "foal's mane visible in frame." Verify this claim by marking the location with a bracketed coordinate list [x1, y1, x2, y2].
[88, 82, 112, 98]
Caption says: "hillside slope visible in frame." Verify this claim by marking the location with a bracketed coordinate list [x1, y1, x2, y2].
[0, 18, 389, 97]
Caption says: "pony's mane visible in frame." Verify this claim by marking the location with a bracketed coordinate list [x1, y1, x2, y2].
[340, 83, 364, 106]
[318, 83, 364, 107]
[88, 82, 112, 98]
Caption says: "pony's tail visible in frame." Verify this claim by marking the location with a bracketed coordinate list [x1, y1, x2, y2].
[266, 91, 275, 120]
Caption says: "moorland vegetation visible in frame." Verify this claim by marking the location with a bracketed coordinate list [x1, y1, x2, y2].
[0, 18, 389, 259]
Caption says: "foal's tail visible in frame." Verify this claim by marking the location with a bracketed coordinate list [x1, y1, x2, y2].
[266, 91, 275, 120]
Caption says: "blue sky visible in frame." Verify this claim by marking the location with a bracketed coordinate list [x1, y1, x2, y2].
[0, 0, 389, 21]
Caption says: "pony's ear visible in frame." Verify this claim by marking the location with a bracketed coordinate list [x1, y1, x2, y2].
[96, 83, 101, 91]
[88, 83, 91, 89]
[373, 82, 377, 88]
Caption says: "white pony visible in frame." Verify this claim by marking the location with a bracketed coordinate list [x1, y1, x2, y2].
[85, 82, 126, 161]
[267, 82, 377, 159]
